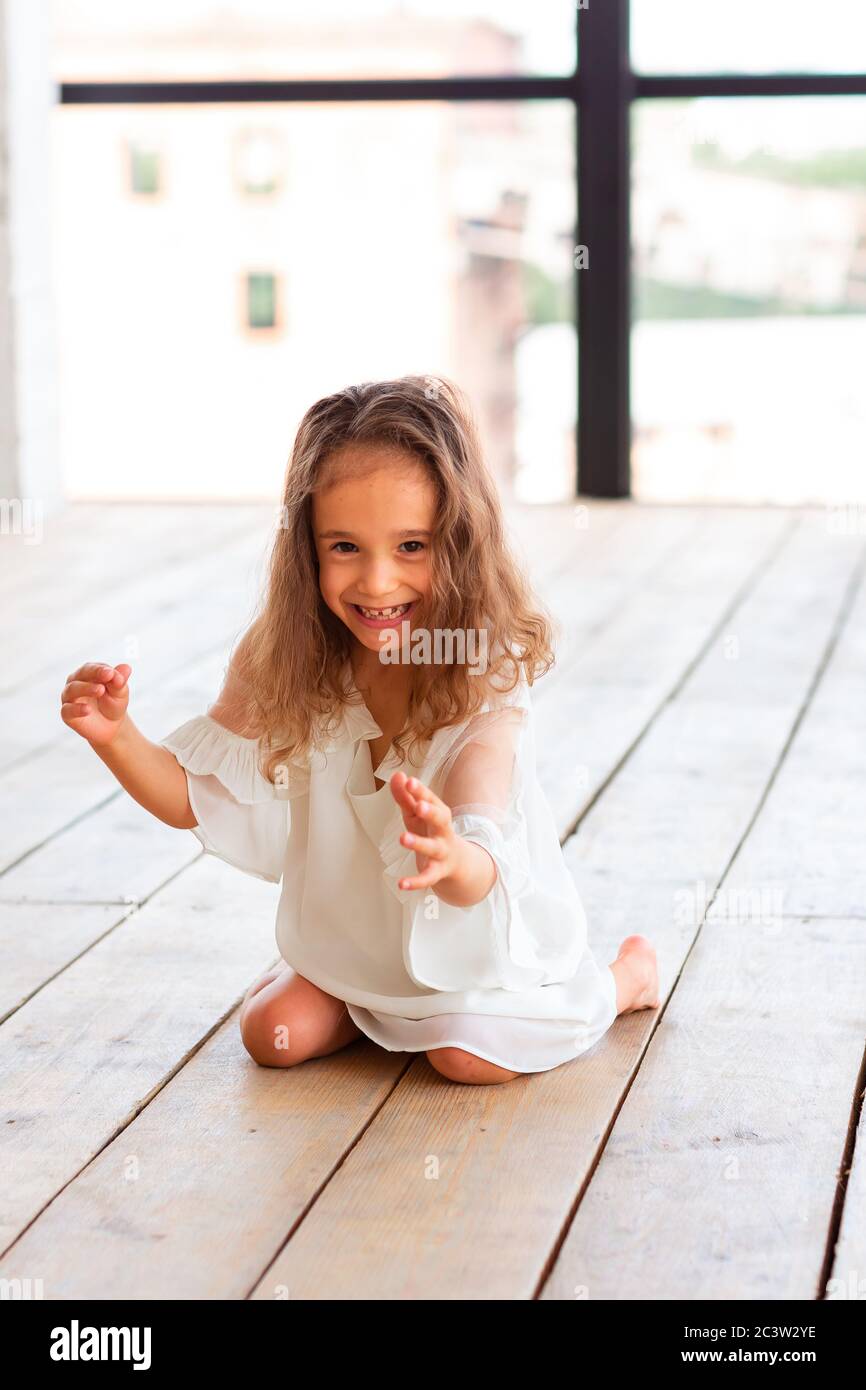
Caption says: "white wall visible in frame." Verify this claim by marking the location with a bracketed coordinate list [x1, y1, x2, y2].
[0, 0, 62, 515]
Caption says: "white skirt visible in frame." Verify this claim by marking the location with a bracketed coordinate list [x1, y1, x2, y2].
[346, 953, 619, 1075]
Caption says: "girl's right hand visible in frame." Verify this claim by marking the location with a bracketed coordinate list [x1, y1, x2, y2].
[60, 662, 133, 746]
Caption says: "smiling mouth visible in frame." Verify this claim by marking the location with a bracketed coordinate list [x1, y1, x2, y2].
[351, 600, 415, 620]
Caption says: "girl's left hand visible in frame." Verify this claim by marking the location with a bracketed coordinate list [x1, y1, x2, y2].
[389, 771, 459, 890]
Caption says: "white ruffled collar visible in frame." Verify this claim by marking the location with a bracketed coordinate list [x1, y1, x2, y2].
[337, 669, 406, 780]
[340, 675, 384, 743]
[335, 658, 531, 778]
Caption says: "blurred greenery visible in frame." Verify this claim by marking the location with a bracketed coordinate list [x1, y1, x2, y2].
[130, 146, 159, 195]
[523, 262, 572, 323]
[633, 102, 866, 189]
[634, 277, 864, 319]
[693, 140, 866, 189]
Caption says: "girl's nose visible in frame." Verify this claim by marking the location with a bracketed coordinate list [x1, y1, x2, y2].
[358, 557, 401, 598]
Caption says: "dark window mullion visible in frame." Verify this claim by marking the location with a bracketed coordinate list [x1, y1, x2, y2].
[59, 75, 578, 105]
[636, 72, 866, 98]
[577, 0, 632, 497]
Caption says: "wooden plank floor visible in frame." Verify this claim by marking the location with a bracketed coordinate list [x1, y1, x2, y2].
[0, 500, 864, 1301]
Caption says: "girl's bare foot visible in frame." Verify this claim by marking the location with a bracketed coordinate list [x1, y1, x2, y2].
[609, 935, 660, 1015]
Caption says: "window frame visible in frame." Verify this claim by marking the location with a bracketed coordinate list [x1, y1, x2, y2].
[59, 2, 866, 497]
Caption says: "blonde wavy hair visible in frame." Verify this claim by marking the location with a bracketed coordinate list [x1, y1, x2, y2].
[216, 373, 556, 782]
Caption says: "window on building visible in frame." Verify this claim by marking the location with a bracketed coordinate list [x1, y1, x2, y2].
[246, 272, 278, 330]
[128, 142, 160, 195]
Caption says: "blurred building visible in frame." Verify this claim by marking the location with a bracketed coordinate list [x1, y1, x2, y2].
[49, 4, 575, 501]
[630, 100, 866, 504]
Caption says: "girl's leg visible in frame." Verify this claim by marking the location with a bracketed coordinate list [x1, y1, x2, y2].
[240, 966, 362, 1068]
[426, 1048, 521, 1085]
[609, 935, 660, 1014]
[426, 940, 660, 1083]
[239, 960, 290, 1027]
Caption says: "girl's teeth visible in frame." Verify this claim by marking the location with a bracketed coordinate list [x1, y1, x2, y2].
[357, 602, 410, 618]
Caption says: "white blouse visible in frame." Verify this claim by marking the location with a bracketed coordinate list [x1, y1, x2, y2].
[159, 665, 617, 1074]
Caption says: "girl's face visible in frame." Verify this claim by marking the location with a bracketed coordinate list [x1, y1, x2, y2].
[312, 446, 436, 658]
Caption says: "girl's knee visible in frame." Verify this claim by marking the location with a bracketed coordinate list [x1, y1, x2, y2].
[240, 994, 316, 1068]
[425, 1047, 520, 1085]
[242, 961, 288, 1006]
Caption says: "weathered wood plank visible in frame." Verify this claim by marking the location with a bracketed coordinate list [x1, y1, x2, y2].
[0, 857, 283, 1252]
[541, 528, 866, 1300]
[537, 509, 795, 835]
[541, 914, 866, 1302]
[0, 903, 132, 1023]
[0, 1018, 405, 1299]
[831, 1095, 866, 1299]
[0, 772, 201, 908]
[0, 504, 197, 602]
[0, 503, 270, 620]
[505, 498, 629, 588]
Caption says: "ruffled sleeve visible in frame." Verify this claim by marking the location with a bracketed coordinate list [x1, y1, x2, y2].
[160, 714, 305, 884]
[378, 669, 587, 993]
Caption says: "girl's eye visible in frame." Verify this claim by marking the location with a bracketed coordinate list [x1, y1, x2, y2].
[328, 539, 425, 554]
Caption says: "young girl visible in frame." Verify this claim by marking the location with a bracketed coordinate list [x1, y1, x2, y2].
[60, 375, 659, 1086]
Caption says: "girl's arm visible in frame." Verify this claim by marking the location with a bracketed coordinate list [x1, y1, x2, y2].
[426, 833, 497, 909]
[60, 661, 195, 830]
